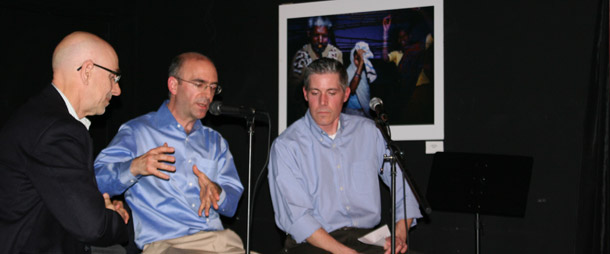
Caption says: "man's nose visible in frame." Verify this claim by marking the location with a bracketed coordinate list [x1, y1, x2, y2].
[112, 82, 121, 96]
[320, 93, 328, 105]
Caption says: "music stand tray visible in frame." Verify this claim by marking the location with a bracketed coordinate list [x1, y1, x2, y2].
[426, 152, 533, 253]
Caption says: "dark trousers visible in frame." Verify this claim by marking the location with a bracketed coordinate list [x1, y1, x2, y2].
[280, 227, 384, 254]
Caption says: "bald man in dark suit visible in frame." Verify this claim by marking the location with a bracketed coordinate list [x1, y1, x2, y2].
[0, 31, 128, 253]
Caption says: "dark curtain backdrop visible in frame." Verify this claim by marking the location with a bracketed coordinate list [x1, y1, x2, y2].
[577, 0, 610, 253]
[1, 0, 609, 253]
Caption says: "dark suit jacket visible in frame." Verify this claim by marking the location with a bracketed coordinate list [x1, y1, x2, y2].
[0, 85, 127, 253]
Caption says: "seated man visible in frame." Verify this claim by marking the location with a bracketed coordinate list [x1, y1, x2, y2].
[0, 31, 128, 253]
[94, 52, 245, 253]
[268, 58, 422, 254]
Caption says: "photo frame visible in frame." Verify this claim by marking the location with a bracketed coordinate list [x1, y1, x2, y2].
[279, 0, 444, 140]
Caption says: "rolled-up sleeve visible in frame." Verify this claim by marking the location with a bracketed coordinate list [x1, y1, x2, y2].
[94, 125, 140, 196]
[268, 140, 322, 243]
[212, 137, 243, 217]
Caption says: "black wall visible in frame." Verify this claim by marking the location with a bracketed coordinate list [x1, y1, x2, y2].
[0, 0, 601, 253]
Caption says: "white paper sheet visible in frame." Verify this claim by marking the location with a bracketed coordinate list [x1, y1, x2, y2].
[357, 225, 390, 247]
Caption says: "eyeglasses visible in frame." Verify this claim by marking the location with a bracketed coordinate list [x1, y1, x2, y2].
[173, 76, 222, 95]
[77, 63, 121, 83]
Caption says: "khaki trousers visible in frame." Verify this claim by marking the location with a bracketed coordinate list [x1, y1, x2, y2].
[143, 229, 247, 254]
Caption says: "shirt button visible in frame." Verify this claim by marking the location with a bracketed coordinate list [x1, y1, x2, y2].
[319, 138, 323, 142]
[337, 165, 341, 169]
[192, 204, 196, 208]
[189, 182, 193, 187]
[188, 159, 192, 163]
[185, 137, 189, 142]
[177, 124, 181, 128]
[346, 206, 350, 210]
[354, 222, 358, 226]
[339, 187, 344, 191]
[332, 144, 336, 148]
[130, 179, 135, 183]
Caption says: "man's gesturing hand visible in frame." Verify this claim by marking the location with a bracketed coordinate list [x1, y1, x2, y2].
[103, 193, 129, 224]
[192, 165, 221, 217]
[130, 143, 176, 179]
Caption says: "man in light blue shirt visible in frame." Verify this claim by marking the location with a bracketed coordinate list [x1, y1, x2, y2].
[95, 52, 245, 253]
[269, 58, 422, 254]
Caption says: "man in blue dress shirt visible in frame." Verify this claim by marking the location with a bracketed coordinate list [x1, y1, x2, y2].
[94, 52, 245, 253]
[269, 58, 422, 254]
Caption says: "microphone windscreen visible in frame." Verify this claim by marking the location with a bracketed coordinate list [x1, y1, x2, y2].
[209, 101, 222, 116]
[369, 97, 383, 109]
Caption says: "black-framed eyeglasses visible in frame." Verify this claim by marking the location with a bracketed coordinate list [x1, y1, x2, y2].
[77, 63, 121, 83]
[173, 76, 222, 95]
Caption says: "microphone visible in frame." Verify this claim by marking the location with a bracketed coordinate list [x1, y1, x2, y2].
[369, 97, 388, 123]
[209, 101, 256, 117]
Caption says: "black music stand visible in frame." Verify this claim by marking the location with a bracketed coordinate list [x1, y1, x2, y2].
[426, 152, 533, 254]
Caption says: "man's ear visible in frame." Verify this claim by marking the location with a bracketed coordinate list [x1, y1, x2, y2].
[168, 76, 178, 95]
[302, 86, 309, 102]
[79, 60, 94, 85]
[343, 87, 350, 103]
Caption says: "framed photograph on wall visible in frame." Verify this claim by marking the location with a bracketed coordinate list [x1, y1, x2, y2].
[278, 0, 444, 140]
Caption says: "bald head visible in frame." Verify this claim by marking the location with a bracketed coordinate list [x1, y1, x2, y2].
[51, 31, 121, 118]
[52, 31, 117, 74]
[168, 52, 213, 78]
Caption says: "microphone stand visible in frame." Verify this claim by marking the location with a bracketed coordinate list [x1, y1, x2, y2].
[383, 150, 398, 254]
[373, 117, 432, 254]
[245, 114, 255, 254]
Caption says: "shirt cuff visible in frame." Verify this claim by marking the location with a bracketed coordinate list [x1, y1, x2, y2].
[118, 161, 139, 187]
[217, 187, 226, 206]
[288, 214, 323, 243]
[397, 204, 423, 227]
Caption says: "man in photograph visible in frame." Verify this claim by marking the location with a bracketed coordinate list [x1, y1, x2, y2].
[288, 16, 344, 125]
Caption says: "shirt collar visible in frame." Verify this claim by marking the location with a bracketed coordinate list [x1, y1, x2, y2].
[52, 83, 91, 130]
[305, 109, 343, 140]
[328, 121, 341, 139]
